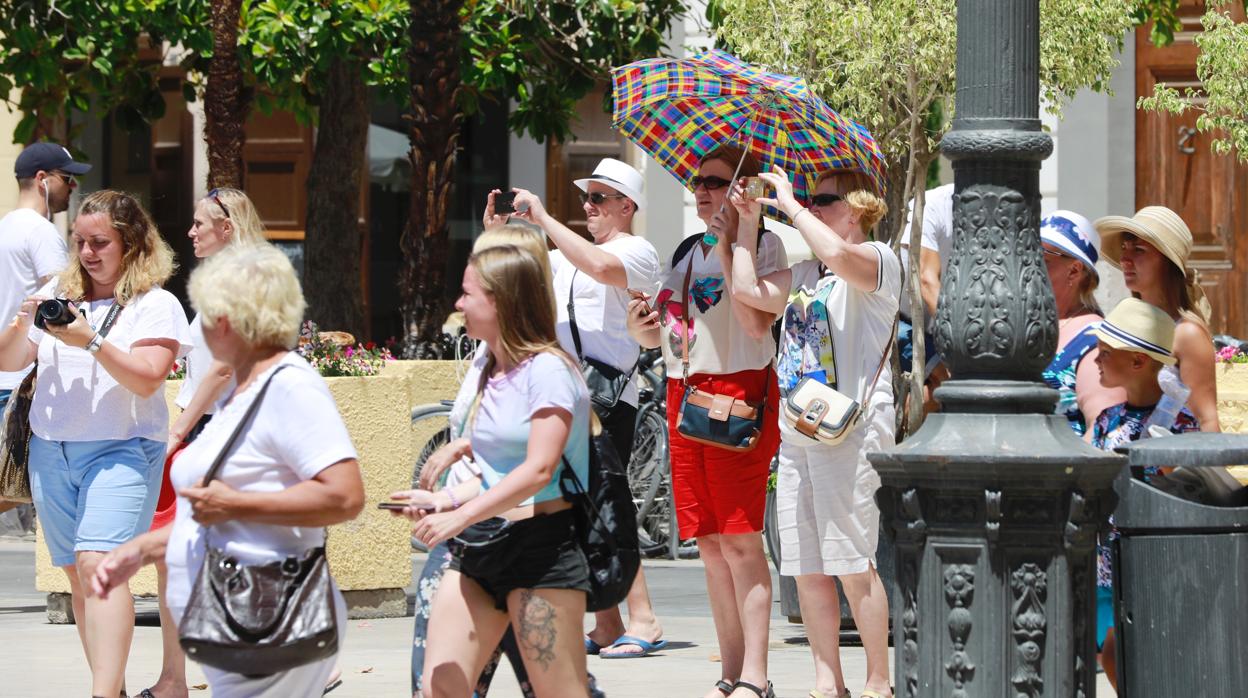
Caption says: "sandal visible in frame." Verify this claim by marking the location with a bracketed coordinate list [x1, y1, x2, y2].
[733, 680, 775, 698]
[715, 680, 736, 696]
[860, 691, 894, 698]
[810, 691, 852, 698]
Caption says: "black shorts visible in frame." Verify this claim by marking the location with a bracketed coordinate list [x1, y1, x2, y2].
[449, 508, 590, 610]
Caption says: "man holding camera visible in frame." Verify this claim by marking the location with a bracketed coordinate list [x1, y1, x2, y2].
[0, 143, 87, 513]
[487, 158, 670, 659]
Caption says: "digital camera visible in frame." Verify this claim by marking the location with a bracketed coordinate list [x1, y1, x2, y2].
[33, 298, 76, 330]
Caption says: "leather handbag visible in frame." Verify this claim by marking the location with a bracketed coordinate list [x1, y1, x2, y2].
[567, 270, 636, 414]
[0, 368, 36, 503]
[2, 301, 124, 502]
[672, 258, 766, 452]
[781, 294, 893, 447]
[178, 365, 339, 676]
[559, 417, 641, 612]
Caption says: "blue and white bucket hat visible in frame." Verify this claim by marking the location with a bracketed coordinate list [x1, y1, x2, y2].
[1040, 210, 1099, 277]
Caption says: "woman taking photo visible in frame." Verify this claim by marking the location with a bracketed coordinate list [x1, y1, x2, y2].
[91, 243, 366, 696]
[1039, 211, 1125, 438]
[626, 145, 784, 698]
[408, 244, 594, 698]
[1095, 206, 1220, 432]
[0, 190, 191, 698]
[729, 167, 896, 698]
[144, 187, 268, 698]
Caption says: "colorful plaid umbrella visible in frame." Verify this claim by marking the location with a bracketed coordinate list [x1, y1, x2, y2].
[612, 49, 886, 209]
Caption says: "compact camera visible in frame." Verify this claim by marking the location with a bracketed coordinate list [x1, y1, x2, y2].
[494, 191, 518, 214]
[744, 176, 768, 200]
[33, 298, 76, 330]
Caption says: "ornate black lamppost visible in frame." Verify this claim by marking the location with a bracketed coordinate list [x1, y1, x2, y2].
[870, 2, 1124, 696]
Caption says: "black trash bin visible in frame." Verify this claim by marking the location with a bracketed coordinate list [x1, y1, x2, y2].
[1113, 434, 1248, 698]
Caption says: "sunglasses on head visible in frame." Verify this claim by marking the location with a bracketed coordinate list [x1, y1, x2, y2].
[206, 188, 231, 219]
[578, 191, 627, 205]
[808, 193, 843, 208]
[690, 175, 732, 191]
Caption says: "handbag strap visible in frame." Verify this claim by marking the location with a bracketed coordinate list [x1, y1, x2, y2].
[201, 364, 291, 486]
[567, 270, 584, 360]
[679, 252, 695, 383]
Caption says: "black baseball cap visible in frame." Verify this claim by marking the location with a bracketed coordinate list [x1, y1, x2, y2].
[14, 142, 92, 179]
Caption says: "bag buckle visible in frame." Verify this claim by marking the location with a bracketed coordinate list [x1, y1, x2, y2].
[801, 399, 828, 424]
[281, 557, 301, 575]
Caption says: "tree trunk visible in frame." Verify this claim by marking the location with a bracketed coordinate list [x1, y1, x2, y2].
[400, 0, 465, 358]
[204, 0, 249, 188]
[304, 59, 369, 340]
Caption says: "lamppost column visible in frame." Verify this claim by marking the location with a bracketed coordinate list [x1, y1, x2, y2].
[870, 2, 1124, 697]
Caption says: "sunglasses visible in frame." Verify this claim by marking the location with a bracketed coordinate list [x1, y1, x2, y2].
[207, 188, 231, 219]
[690, 175, 732, 191]
[1043, 248, 1067, 258]
[578, 191, 627, 205]
[48, 171, 76, 186]
[808, 193, 844, 208]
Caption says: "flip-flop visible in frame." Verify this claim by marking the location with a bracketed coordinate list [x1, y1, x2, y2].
[585, 637, 604, 655]
[323, 678, 343, 695]
[600, 634, 668, 658]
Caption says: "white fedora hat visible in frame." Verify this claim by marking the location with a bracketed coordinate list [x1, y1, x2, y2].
[574, 158, 645, 210]
[1093, 297, 1177, 366]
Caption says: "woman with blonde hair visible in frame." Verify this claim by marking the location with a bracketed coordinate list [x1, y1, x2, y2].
[138, 187, 270, 698]
[400, 224, 566, 698]
[402, 244, 593, 698]
[91, 243, 366, 697]
[730, 167, 897, 698]
[1094, 206, 1219, 432]
[0, 190, 191, 698]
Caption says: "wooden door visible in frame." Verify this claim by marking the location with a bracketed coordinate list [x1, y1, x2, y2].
[1136, 1, 1248, 337]
[546, 87, 627, 238]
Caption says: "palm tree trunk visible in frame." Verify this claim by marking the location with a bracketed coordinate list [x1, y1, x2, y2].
[304, 59, 369, 339]
[400, 0, 465, 357]
[205, 0, 250, 188]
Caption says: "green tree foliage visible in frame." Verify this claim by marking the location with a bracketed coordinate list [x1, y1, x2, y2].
[1137, 1, 1248, 162]
[0, 0, 205, 143]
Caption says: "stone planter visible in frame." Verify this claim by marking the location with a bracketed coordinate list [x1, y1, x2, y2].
[1216, 362, 1248, 483]
[37, 359, 465, 622]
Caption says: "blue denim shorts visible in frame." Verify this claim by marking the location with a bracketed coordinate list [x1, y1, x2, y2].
[0, 388, 10, 414]
[29, 436, 164, 567]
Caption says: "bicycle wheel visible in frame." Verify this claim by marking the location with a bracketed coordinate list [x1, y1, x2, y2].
[410, 406, 453, 551]
[628, 404, 674, 557]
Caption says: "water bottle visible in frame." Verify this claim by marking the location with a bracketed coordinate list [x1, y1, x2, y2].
[1143, 367, 1191, 435]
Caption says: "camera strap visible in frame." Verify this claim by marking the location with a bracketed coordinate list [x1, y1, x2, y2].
[95, 301, 123, 339]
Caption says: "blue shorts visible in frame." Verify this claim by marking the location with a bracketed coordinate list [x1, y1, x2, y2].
[0, 389, 10, 413]
[29, 436, 165, 567]
[898, 318, 941, 379]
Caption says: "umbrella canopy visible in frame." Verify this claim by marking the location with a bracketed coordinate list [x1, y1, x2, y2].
[612, 49, 886, 208]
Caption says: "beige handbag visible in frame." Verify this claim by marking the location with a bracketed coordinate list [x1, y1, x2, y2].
[782, 337, 892, 446]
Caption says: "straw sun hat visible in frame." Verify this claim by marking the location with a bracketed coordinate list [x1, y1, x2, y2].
[1094, 206, 1192, 272]
[1093, 297, 1177, 366]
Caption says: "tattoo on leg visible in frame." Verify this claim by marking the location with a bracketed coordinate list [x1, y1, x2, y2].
[517, 589, 557, 671]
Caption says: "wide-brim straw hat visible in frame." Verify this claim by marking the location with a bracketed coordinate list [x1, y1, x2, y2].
[1092, 297, 1177, 366]
[1094, 206, 1192, 273]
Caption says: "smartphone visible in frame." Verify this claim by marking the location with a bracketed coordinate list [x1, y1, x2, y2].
[494, 191, 517, 214]
[378, 501, 433, 511]
[628, 289, 653, 316]
[744, 176, 767, 200]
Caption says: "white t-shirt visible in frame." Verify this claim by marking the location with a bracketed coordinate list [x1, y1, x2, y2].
[0, 208, 67, 390]
[175, 314, 235, 414]
[777, 242, 900, 441]
[552, 235, 661, 408]
[163, 353, 359, 612]
[657, 231, 787, 377]
[27, 284, 192, 442]
[899, 183, 954, 319]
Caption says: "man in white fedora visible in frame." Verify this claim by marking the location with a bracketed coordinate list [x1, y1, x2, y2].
[486, 159, 670, 658]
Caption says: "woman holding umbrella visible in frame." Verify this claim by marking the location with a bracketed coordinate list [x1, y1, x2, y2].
[729, 166, 897, 698]
[626, 145, 785, 698]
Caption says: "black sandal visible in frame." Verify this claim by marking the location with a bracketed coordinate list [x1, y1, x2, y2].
[733, 680, 776, 698]
[715, 679, 736, 696]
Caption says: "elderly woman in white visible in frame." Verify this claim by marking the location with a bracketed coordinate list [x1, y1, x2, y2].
[91, 244, 365, 697]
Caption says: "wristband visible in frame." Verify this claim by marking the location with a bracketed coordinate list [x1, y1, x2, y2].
[445, 488, 460, 510]
[85, 333, 103, 354]
[789, 207, 810, 222]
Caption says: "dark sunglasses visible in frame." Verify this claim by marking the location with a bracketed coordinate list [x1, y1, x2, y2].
[1043, 247, 1066, 258]
[578, 191, 627, 205]
[690, 175, 732, 191]
[207, 188, 231, 219]
[48, 171, 75, 186]
[809, 193, 844, 208]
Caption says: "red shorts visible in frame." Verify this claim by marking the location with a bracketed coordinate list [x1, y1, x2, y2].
[666, 367, 781, 539]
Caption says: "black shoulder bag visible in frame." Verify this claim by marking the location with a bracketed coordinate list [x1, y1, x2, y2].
[1, 301, 122, 502]
[559, 420, 641, 612]
[178, 364, 339, 677]
[567, 270, 637, 416]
